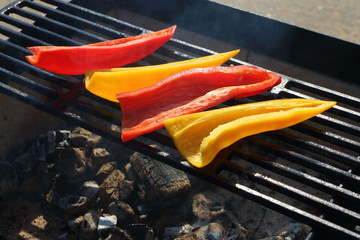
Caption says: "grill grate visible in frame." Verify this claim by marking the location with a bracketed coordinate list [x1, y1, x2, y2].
[1, 0, 360, 239]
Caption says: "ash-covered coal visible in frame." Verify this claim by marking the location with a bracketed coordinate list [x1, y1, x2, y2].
[0, 127, 310, 240]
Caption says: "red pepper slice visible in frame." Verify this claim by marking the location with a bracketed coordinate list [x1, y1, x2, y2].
[25, 25, 176, 75]
[116, 65, 282, 141]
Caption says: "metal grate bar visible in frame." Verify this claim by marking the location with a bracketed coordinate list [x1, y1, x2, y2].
[0, 51, 74, 89]
[11, 5, 106, 43]
[279, 89, 360, 137]
[39, 0, 146, 35]
[0, 23, 48, 46]
[231, 148, 360, 203]
[22, 0, 127, 40]
[291, 123, 360, 153]
[0, 13, 79, 45]
[212, 172, 360, 239]
[1, 1, 360, 239]
[223, 160, 360, 222]
[0, 67, 59, 99]
[60, 98, 122, 126]
[269, 130, 360, 167]
[251, 136, 360, 184]
[0, 38, 27, 54]
[279, 85, 360, 122]
[287, 79, 360, 107]
[38, 0, 228, 60]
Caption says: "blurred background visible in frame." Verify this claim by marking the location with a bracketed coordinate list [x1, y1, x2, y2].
[1, 0, 359, 44]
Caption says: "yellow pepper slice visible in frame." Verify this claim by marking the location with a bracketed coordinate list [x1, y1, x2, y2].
[164, 99, 336, 168]
[84, 49, 240, 102]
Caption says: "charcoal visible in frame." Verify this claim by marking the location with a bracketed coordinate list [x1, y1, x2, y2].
[197, 222, 224, 239]
[56, 130, 71, 144]
[191, 191, 226, 220]
[45, 174, 81, 205]
[130, 151, 191, 200]
[99, 169, 135, 203]
[79, 209, 100, 240]
[58, 194, 89, 214]
[102, 227, 133, 240]
[108, 201, 135, 224]
[96, 161, 119, 184]
[174, 221, 247, 240]
[91, 147, 113, 171]
[163, 224, 193, 239]
[33, 131, 55, 161]
[33, 130, 70, 161]
[69, 127, 101, 148]
[56, 147, 87, 178]
[68, 215, 84, 234]
[258, 237, 283, 240]
[123, 223, 155, 240]
[258, 223, 311, 240]
[80, 181, 100, 202]
[135, 184, 147, 202]
[0, 161, 18, 199]
[98, 215, 118, 239]
[124, 162, 138, 181]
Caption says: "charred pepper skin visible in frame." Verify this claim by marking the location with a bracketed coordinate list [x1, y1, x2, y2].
[117, 65, 281, 141]
[25, 25, 176, 75]
[84, 49, 240, 102]
[164, 99, 336, 168]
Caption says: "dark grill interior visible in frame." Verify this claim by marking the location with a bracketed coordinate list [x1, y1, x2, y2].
[1, 0, 360, 239]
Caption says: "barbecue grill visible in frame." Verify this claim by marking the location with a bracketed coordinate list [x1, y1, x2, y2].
[1, 0, 359, 239]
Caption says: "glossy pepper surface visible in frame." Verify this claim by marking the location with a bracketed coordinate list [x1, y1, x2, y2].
[117, 65, 281, 141]
[25, 25, 176, 75]
[164, 99, 336, 168]
[85, 49, 240, 102]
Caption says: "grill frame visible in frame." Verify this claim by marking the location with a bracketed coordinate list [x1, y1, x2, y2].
[1, 0, 360, 239]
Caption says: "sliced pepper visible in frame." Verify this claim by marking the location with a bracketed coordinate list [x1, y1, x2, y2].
[117, 65, 281, 141]
[25, 25, 176, 75]
[84, 49, 240, 102]
[164, 99, 336, 168]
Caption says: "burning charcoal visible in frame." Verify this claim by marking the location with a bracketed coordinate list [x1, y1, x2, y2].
[58, 194, 89, 214]
[123, 223, 155, 240]
[80, 181, 100, 202]
[56, 147, 87, 178]
[191, 191, 226, 220]
[69, 127, 101, 148]
[130, 151, 191, 200]
[79, 209, 100, 240]
[96, 161, 119, 184]
[98, 215, 118, 239]
[108, 201, 135, 224]
[0, 161, 18, 199]
[99, 169, 135, 203]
